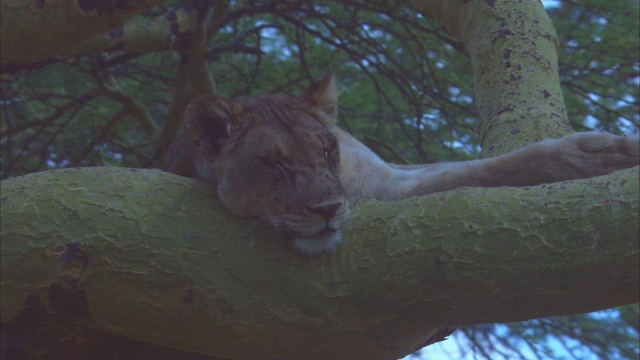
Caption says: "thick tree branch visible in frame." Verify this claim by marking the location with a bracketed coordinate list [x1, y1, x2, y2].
[413, 0, 574, 156]
[1, 166, 638, 359]
[0, 0, 166, 73]
[76, 1, 229, 56]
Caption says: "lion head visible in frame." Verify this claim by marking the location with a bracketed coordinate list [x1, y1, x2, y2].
[177, 71, 349, 255]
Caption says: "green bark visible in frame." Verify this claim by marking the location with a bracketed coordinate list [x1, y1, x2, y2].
[2, 166, 638, 359]
[413, 0, 574, 157]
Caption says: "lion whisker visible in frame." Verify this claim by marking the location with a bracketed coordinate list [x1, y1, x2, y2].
[258, 215, 298, 236]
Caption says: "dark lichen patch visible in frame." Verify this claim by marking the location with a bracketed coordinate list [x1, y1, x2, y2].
[0, 293, 108, 360]
[47, 282, 90, 318]
[183, 288, 196, 305]
[1, 293, 219, 359]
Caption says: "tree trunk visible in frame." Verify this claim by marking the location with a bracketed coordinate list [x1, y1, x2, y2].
[413, 0, 574, 157]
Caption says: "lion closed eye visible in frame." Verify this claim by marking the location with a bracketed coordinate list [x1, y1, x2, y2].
[165, 71, 639, 256]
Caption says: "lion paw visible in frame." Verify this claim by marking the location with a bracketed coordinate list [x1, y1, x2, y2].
[555, 132, 639, 176]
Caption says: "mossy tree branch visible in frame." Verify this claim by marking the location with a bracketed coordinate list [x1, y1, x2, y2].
[1, 167, 638, 359]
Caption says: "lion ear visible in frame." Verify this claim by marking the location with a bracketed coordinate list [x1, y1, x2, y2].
[184, 95, 244, 159]
[302, 69, 338, 120]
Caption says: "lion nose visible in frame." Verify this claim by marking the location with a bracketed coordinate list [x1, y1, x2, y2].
[307, 201, 343, 220]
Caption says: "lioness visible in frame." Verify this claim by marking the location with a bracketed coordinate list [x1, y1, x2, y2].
[165, 71, 639, 256]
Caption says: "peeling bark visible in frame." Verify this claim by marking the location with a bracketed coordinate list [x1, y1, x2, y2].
[2, 166, 638, 359]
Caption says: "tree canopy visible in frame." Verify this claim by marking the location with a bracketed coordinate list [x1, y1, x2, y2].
[1, 0, 638, 359]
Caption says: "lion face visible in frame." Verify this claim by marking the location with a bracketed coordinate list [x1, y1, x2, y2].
[183, 72, 349, 255]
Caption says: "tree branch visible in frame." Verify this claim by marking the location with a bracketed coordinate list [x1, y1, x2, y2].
[0, 0, 166, 73]
[1, 166, 637, 359]
[413, 0, 574, 156]
[98, 76, 160, 137]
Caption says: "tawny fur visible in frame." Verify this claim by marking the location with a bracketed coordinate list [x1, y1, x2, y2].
[165, 71, 639, 256]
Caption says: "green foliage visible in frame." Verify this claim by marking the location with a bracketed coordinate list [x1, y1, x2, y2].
[412, 306, 639, 359]
[552, 0, 640, 133]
